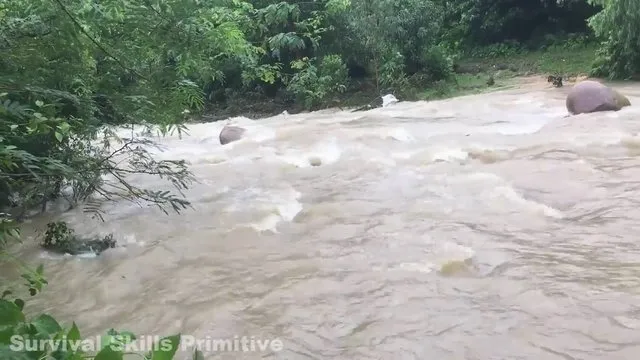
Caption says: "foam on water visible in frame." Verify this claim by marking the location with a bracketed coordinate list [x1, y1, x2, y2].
[386, 127, 415, 142]
[39, 252, 98, 260]
[429, 147, 470, 162]
[241, 123, 277, 143]
[381, 94, 399, 107]
[391, 150, 419, 160]
[273, 137, 342, 168]
[223, 186, 303, 233]
[421, 171, 564, 219]
[490, 185, 564, 218]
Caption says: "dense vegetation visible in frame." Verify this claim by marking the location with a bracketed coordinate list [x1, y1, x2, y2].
[1, 0, 639, 358]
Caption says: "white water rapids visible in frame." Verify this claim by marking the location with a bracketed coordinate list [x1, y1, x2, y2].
[8, 77, 640, 359]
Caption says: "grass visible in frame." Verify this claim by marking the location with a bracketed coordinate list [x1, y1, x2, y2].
[460, 43, 597, 75]
[417, 43, 598, 100]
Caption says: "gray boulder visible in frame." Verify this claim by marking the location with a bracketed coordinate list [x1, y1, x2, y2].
[219, 125, 246, 145]
[566, 80, 631, 115]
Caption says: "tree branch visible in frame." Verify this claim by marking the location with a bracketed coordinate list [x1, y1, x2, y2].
[51, 0, 148, 80]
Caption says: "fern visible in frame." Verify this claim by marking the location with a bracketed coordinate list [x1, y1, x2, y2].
[0, 100, 31, 119]
[268, 32, 306, 59]
[256, 2, 301, 28]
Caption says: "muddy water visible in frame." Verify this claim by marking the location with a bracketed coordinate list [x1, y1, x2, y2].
[11, 79, 640, 359]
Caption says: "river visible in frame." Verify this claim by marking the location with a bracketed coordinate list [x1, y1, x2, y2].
[9, 77, 640, 359]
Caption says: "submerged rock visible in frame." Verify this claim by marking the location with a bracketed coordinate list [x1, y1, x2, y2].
[566, 80, 631, 115]
[308, 156, 322, 166]
[219, 125, 246, 145]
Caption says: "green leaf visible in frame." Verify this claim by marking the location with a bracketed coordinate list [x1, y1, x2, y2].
[30, 314, 62, 336]
[54, 132, 63, 142]
[94, 344, 123, 360]
[101, 330, 136, 351]
[0, 324, 15, 344]
[0, 300, 25, 326]
[67, 322, 81, 342]
[150, 334, 180, 360]
[116, 331, 136, 344]
[35, 100, 43, 107]
[58, 122, 71, 133]
[8, 229, 20, 239]
[100, 333, 116, 351]
[0, 344, 33, 360]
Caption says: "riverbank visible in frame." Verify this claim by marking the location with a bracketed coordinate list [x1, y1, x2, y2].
[199, 44, 598, 121]
[428, 43, 598, 99]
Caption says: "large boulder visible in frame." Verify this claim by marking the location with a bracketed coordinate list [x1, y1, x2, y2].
[566, 80, 631, 115]
[219, 125, 246, 145]
[612, 88, 631, 108]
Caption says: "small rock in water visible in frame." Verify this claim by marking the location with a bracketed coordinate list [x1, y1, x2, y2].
[438, 258, 474, 276]
[219, 125, 246, 145]
[309, 157, 322, 166]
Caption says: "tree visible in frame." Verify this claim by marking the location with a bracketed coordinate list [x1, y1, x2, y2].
[588, 0, 640, 79]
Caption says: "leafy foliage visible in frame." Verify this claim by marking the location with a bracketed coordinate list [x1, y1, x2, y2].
[587, 0, 640, 79]
[440, 0, 601, 48]
[286, 55, 348, 109]
[40, 221, 116, 255]
[0, 276, 200, 359]
[334, 0, 447, 90]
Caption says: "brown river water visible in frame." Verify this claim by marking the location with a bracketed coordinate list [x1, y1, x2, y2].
[8, 77, 640, 359]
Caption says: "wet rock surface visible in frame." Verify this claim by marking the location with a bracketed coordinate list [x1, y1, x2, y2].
[219, 125, 246, 145]
[566, 80, 631, 115]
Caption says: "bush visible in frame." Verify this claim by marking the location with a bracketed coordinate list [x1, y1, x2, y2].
[420, 45, 455, 81]
[286, 54, 349, 110]
[587, 0, 640, 79]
